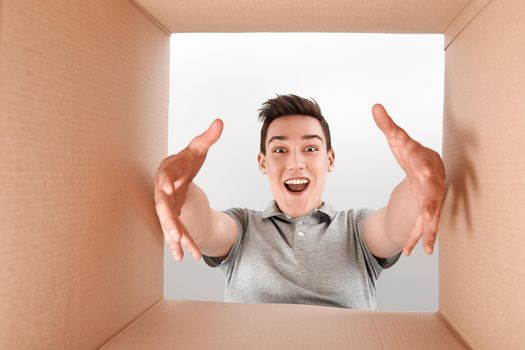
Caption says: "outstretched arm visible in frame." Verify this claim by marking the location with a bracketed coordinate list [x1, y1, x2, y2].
[154, 119, 237, 262]
[364, 104, 446, 258]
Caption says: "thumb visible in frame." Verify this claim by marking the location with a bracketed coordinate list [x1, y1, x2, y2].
[371, 103, 395, 138]
[189, 118, 224, 154]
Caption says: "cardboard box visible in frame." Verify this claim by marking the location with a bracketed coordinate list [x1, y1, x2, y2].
[1, 0, 523, 348]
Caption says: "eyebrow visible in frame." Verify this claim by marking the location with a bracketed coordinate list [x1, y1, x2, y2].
[268, 134, 324, 145]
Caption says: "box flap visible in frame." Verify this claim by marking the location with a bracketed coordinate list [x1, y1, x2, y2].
[443, 0, 493, 49]
[101, 300, 467, 349]
[134, 0, 467, 34]
[0, 1, 169, 348]
[441, 0, 525, 347]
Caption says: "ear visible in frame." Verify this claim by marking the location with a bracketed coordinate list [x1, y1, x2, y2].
[257, 152, 267, 174]
[328, 148, 335, 172]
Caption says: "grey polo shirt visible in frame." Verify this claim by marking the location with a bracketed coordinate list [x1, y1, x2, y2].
[203, 200, 402, 309]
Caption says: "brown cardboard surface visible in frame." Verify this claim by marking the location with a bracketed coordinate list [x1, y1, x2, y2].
[101, 300, 466, 349]
[443, 0, 493, 49]
[135, 0, 468, 34]
[0, 0, 169, 349]
[441, 0, 525, 348]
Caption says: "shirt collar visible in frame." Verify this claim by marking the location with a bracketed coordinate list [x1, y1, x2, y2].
[261, 200, 336, 222]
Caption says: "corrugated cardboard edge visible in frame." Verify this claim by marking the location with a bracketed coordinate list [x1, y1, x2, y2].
[129, 0, 171, 35]
[443, 0, 493, 49]
[98, 298, 166, 349]
[436, 312, 473, 350]
[97, 300, 470, 349]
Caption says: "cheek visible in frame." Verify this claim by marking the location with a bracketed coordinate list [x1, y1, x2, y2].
[309, 159, 330, 181]
[310, 156, 329, 169]
[266, 163, 283, 180]
[266, 156, 286, 171]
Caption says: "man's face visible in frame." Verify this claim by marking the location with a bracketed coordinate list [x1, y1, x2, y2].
[257, 115, 335, 218]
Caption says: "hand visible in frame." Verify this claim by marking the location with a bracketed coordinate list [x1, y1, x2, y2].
[153, 119, 224, 261]
[372, 104, 446, 256]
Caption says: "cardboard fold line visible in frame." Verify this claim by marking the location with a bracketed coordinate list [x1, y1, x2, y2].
[444, 0, 494, 49]
[129, 0, 171, 35]
[98, 298, 166, 349]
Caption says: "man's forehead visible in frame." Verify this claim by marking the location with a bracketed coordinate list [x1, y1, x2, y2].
[266, 115, 326, 144]
[267, 115, 323, 133]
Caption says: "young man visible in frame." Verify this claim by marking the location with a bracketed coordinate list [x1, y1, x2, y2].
[153, 94, 445, 309]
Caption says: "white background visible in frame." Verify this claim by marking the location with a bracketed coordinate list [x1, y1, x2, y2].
[165, 33, 444, 311]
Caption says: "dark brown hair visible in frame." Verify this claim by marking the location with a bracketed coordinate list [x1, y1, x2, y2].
[257, 94, 332, 155]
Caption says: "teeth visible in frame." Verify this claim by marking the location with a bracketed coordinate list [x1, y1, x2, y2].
[285, 178, 309, 185]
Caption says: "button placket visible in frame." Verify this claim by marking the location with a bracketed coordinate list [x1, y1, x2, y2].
[294, 219, 308, 249]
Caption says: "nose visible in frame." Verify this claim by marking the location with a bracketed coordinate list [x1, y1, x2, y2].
[287, 149, 306, 171]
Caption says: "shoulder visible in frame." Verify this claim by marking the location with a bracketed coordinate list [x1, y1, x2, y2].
[221, 207, 262, 218]
[330, 208, 376, 226]
[221, 207, 265, 228]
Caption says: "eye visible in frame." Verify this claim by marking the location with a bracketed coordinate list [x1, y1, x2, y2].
[273, 147, 286, 153]
[305, 146, 318, 152]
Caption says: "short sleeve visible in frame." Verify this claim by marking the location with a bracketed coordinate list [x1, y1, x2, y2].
[352, 208, 402, 280]
[202, 208, 247, 274]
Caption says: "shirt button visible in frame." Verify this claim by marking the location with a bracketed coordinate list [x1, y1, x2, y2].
[286, 215, 291, 219]
[298, 231, 304, 237]
[298, 221, 303, 226]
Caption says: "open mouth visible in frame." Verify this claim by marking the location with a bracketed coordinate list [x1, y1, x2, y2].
[284, 177, 310, 193]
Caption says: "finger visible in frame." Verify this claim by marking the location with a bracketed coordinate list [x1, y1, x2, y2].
[159, 178, 185, 200]
[372, 104, 396, 137]
[165, 232, 179, 251]
[427, 207, 443, 253]
[418, 175, 446, 221]
[158, 171, 187, 199]
[421, 216, 439, 255]
[433, 198, 444, 229]
[170, 219, 187, 261]
[153, 163, 173, 195]
[420, 196, 438, 221]
[166, 227, 184, 262]
[153, 190, 192, 262]
[167, 218, 202, 261]
[403, 215, 424, 256]
[372, 104, 411, 146]
[371, 104, 414, 164]
[154, 192, 182, 246]
[180, 230, 202, 260]
[173, 217, 199, 258]
[188, 118, 224, 155]
[156, 173, 174, 195]
[160, 175, 188, 198]
[172, 177, 187, 193]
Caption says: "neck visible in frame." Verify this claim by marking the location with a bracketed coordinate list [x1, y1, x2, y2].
[276, 200, 323, 218]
